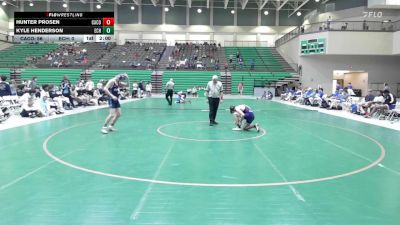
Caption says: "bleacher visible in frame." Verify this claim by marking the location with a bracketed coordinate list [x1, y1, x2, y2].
[20, 69, 82, 86]
[0, 68, 10, 75]
[162, 71, 216, 92]
[0, 43, 59, 68]
[35, 43, 116, 69]
[90, 70, 152, 84]
[224, 47, 286, 71]
[231, 71, 291, 95]
[93, 42, 166, 70]
[160, 43, 226, 70]
[256, 48, 284, 71]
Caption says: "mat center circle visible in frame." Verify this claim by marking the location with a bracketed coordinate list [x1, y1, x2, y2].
[156, 121, 267, 142]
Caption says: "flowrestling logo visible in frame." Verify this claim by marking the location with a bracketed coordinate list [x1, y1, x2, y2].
[363, 11, 383, 18]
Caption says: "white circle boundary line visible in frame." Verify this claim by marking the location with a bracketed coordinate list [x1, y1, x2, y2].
[42, 121, 386, 187]
[156, 121, 267, 142]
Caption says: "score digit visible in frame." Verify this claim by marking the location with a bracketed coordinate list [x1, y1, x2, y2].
[102, 26, 114, 34]
[102, 18, 114, 26]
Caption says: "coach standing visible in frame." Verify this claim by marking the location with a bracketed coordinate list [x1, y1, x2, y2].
[206, 75, 223, 126]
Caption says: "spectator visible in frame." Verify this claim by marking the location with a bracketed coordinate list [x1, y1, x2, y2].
[238, 82, 243, 95]
[28, 76, 38, 90]
[20, 97, 44, 118]
[362, 20, 368, 31]
[145, 81, 152, 97]
[0, 75, 11, 97]
[48, 85, 69, 111]
[360, 89, 375, 115]
[132, 81, 138, 98]
[327, 16, 332, 30]
[192, 86, 198, 97]
[347, 82, 355, 96]
[366, 90, 396, 118]
[239, 57, 244, 70]
[138, 80, 145, 98]
[61, 76, 75, 108]
[39, 95, 63, 116]
[229, 54, 233, 64]
[341, 22, 348, 30]
[250, 59, 255, 70]
[10, 79, 17, 96]
[383, 83, 390, 91]
[85, 79, 95, 96]
[388, 20, 394, 31]
[224, 62, 229, 74]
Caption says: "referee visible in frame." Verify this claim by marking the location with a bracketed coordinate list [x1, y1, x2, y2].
[165, 78, 174, 105]
[206, 75, 223, 126]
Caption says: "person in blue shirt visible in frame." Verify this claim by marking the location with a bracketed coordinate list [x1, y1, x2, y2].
[310, 88, 324, 106]
[250, 59, 255, 70]
[0, 75, 11, 97]
[61, 76, 75, 108]
[304, 88, 316, 105]
[347, 82, 353, 90]
[339, 88, 349, 102]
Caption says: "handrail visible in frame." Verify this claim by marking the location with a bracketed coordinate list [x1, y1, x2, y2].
[275, 20, 400, 47]
[275, 26, 300, 47]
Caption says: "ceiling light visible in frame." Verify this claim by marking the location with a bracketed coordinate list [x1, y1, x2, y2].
[231, 9, 235, 14]
[164, 7, 169, 12]
[2, 1, 7, 6]
[96, 4, 102, 9]
[130, 6, 135, 10]
[197, 8, 202, 13]
[315, 0, 320, 2]
[297, 11, 302, 16]
[62, 3, 67, 8]
[29, 2, 34, 6]
[264, 10, 269, 15]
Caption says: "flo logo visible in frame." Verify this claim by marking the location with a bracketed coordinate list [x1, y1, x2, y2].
[363, 11, 383, 18]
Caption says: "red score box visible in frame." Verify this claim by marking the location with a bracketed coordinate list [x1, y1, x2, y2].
[102, 18, 114, 26]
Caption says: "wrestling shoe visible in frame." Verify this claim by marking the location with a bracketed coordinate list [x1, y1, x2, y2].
[101, 127, 108, 134]
[108, 126, 117, 132]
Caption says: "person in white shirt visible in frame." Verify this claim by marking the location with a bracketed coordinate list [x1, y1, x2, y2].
[20, 97, 44, 118]
[132, 81, 138, 98]
[230, 104, 260, 132]
[205, 75, 223, 126]
[85, 79, 95, 96]
[165, 78, 174, 105]
[145, 82, 152, 97]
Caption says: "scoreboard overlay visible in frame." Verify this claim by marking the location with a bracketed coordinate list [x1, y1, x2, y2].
[14, 12, 115, 43]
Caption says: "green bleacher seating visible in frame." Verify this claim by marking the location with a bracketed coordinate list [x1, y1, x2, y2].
[91, 70, 152, 84]
[224, 47, 284, 71]
[0, 68, 10, 76]
[20, 69, 82, 86]
[0, 43, 59, 68]
[162, 71, 216, 93]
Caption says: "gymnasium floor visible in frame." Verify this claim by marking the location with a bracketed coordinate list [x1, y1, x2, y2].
[1, 98, 399, 225]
